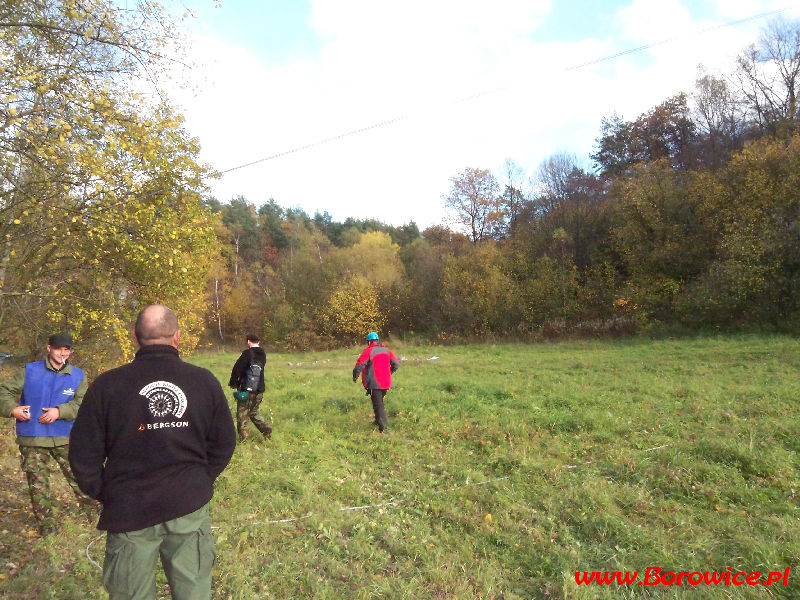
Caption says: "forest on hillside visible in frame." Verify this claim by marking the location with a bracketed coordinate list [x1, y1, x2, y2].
[1, 1, 798, 373]
[203, 18, 800, 349]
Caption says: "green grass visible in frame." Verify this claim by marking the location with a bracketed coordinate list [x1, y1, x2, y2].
[1, 335, 799, 598]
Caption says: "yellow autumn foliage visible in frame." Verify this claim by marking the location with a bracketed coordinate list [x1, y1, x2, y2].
[0, 1, 217, 374]
[317, 275, 385, 343]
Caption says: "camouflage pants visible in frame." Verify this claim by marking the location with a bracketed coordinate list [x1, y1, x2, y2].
[19, 445, 99, 535]
[235, 392, 271, 441]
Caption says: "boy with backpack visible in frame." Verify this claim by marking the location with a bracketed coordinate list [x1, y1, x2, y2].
[228, 333, 271, 442]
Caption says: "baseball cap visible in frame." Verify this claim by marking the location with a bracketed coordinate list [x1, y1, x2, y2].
[48, 333, 74, 348]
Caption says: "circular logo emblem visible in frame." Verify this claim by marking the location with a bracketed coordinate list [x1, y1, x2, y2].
[139, 381, 188, 419]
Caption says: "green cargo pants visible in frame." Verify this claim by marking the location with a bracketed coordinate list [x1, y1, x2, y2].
[102, 503, 216, 600]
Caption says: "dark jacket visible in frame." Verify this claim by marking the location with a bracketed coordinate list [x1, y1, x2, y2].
[68, 345, 236, 533]
[228, 346, 266, 393]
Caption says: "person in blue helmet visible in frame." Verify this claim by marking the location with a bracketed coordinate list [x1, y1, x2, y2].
[352, 332, 399, 433]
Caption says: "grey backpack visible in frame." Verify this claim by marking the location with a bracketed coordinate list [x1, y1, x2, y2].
[244, 363, 262, 391]
[243, 349, 263, 391]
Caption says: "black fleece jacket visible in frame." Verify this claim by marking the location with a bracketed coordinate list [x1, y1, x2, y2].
[69, 345, 236, 533]
[228, 345, 266, 393]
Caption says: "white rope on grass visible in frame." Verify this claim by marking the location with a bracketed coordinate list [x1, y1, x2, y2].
[339, 499, 402, 512]
[444, 476, 510, 492]
[264, 514, 313, 523]
[644, 444, 670, 453]
[244, 475, 511, 526]
[563, 461, 592, 470]
[84, 475, 513, 569]
[563, 443, 672, 469]
[86, 534, 104, 571]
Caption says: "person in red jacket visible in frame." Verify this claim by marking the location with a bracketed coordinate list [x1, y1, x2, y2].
[352, 332, 399, 433]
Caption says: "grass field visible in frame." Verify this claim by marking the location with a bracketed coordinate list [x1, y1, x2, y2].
[0, 335, 798, 599]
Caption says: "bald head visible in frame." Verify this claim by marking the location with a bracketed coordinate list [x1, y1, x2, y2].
[134, 304, 180, 347]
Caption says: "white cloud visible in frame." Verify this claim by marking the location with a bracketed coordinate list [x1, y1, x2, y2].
[168, 0, 793, 230]
[715, 0, 793, 20]
[618, 0, 694, 42]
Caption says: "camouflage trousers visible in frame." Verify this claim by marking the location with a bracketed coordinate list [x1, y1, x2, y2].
[235, 392, 272, 441]
[19, 445, 99, 535]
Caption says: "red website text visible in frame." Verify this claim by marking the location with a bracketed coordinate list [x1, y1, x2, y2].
[575, 566, 790, 587]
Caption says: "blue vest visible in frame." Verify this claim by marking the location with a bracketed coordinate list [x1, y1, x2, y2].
[17, 361, 84, 438]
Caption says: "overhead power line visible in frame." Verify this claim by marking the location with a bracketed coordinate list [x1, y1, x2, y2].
[564, 6, 797, 72]
[219, 115, 409, 175]
[217, 4, 796, 176]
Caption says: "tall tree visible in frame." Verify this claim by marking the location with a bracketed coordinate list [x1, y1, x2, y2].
[221, 196, 262, 278]
[495, 158, 526, 237]
[440, 243, 520, 335]
[608, 160, 714, 322]
[0, 0, 216, 369]
[522, 153, 610, 270]
[593, 94, 697, 178]
[683, 136, 800, 327]
[258, 199, 289, 249]
[535, 151, 581, 215]
[735, 17, 800, 138]
[442, 167, 502, 243]
[692, 68, 746, 168]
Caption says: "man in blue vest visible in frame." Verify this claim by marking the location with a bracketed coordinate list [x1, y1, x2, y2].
[0, 333, 97, 535]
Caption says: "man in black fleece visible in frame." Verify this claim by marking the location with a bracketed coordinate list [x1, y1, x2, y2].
[228, 332, 271, 442]
[69, 304, 236, 600]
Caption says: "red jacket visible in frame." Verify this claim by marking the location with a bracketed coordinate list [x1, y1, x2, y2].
[353, 343, 399, 390]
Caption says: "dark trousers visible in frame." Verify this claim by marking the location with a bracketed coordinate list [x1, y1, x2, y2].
[370, 388, 388, 432]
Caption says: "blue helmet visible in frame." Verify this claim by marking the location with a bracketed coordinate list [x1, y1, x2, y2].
[366, 332, 379, 341]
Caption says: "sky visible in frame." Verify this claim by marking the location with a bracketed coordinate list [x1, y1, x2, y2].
[163, 0, 800, 229]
